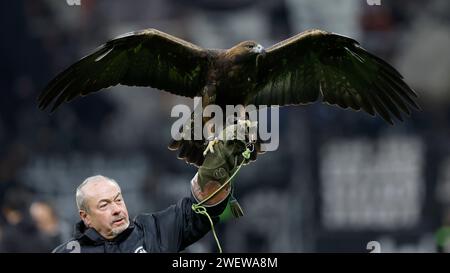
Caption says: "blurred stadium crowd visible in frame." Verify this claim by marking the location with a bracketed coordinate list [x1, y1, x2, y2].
[1, 0, 450, 252]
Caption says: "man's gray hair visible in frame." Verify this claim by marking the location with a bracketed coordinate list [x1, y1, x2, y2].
[76, 175, 120, 212]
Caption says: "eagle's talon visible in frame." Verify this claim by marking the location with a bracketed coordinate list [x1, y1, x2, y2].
[203, 138, 219, 156]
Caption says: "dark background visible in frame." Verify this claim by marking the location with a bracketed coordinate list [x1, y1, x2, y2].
[1, 0, 449, 253]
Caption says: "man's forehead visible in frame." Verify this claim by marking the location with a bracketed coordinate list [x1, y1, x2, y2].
[83, 179, 121, 201]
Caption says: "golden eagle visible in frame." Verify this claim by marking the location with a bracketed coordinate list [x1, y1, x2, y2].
[38, 28, 419, 166]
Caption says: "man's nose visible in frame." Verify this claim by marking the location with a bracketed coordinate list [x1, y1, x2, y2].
[111, 203, 122, 215]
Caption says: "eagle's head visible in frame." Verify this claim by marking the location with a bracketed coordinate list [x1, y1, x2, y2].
[225, 41, 266, 63]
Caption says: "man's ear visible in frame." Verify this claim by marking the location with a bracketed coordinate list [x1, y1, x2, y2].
[79, 210, 91, 227]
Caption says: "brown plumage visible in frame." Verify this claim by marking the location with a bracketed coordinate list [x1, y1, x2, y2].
[38, 28, 420, 166]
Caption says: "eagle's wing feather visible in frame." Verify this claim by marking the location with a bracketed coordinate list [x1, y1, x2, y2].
[248, 29, 419, 124]
[39, 29, 208, 111]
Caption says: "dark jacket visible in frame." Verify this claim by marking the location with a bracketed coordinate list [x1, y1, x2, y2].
[52, 196, 227, 253]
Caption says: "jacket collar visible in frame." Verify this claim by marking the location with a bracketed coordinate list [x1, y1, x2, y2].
[73, 220, 135, 245]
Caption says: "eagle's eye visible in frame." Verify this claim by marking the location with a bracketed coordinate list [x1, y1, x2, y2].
[246, 44, 255, 49]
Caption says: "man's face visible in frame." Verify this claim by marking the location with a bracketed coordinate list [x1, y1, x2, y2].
[80, 179, 130, 240]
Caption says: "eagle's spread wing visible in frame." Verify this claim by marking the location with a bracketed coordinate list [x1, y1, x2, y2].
[39, 29, 208, 111]
[248, 29, 419, 124]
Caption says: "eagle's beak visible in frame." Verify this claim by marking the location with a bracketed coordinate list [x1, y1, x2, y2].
[252, 44, 265, 56]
